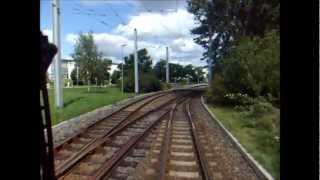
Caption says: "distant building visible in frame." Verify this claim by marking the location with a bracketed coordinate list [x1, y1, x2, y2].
[47, 59, 75, 81]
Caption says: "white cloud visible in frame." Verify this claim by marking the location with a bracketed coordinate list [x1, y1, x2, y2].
[114, 9, 196, 40]
[65, 9, 206, 67]
[66, 33, 78, 45]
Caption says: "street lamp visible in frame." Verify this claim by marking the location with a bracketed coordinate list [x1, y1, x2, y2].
[121, 44, 127, 93]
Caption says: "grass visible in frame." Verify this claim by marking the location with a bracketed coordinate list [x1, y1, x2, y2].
[48, 86, 134, 125]
[208, 105, 280, 180]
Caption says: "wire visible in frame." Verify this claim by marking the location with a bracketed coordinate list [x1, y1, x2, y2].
[71, 2, 126, 28]
[104, 1, 126, 25]
[139, 3, 185, 39]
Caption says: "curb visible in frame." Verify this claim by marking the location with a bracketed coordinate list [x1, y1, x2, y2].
[200, 96, 275, 180]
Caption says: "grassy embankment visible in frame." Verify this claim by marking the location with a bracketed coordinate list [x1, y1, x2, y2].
[208, 105, 280, 180]
[48, 87, 134, 125]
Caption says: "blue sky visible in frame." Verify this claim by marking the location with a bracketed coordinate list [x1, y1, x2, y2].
[41, 0, 206, 67]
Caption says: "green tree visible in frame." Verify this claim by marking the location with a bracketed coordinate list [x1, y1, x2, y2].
[208, 31, 279, 103]
[153, 59, 167, 82]
[121, 48, 160, 93]
[111, 70, 121, 84]
[183, 64, 196, 83]
[187, 0, 279, 68]
[194, 67, 205, 83]
[71, 32, 111, 88]
[93, 59, 111, 85]
[169, 63, 184, 82]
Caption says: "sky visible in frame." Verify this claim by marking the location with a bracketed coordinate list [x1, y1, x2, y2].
[41, 0, 207, 71]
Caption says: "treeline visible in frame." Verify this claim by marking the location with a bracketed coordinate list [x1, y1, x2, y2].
[187, 0, 279, 106]
[111, 49, 206, 93]
[69, 32, 205, 93]
[187, 1, 280, 177]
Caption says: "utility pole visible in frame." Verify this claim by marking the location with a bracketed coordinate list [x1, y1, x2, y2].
[76, 66, 79, 86]
[52, 0, 63, 108]
[134, 28, 139, 94]
[208, 27, 213, 84]
[121, 44, 127, 94]
[166, 46, 169, 84]
[208, 59, 212, 83]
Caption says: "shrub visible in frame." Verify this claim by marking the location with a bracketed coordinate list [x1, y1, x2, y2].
[266, 93, 280, 108]
[121, 72, 161, 93]
[140, 74, 161, 93]
[64, 79, 72, 87]
[248, 101, 275, 118]
[234, 105, 249, 112]
[161, 82, 172, 90]
[224, 93, 254, 106]
[205, 74, 226, 104]
[237, 98, 279, 132]
[180, 79, 188, 85]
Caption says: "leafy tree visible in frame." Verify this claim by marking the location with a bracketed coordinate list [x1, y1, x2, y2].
[71, 32, 111, 88]
[194, 67, 205, 83]
[121, 48, 153, 76]
[183, 64, 196, 82]
[92, 59, 111, 85]
[153, 60, 204, 84]
[207, 31, 279, 103]
[187, 0, 279, 68]
[120, 48, 160, 93]
[111, 70, 121, 84]
[169, 63, 184, 82]
[153, 59, 167, 81]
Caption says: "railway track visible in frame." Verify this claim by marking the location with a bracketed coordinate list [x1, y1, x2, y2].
[54, 90, 191, 179]
[54, 90, 273, 180]
[132, 97, 210, 180]
[132, 96, 270, 180]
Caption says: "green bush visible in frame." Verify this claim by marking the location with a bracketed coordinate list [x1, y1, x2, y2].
[224, 93, 254, 106]
[236, 98, 279, 133]
[140, 74, 161, 93]
[180, 79, 188, 85]
[205, 74, 226, 104]
[121, 72, 161, 93]
[207, 31, 279, 105]
[234, 105, 249, 112]
[161, 82, 172, 90]
[64, 79, 72, 87]
[248, 101, 274, 118]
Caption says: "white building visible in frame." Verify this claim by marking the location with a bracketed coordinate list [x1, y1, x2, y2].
[47, 59, 75, 81]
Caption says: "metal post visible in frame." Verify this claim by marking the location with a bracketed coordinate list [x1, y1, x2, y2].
[52, 0, 63, 108]
[208, 26, 213, 85]
[87, 71, 90, 92]
[208, 59, 212, 83]
[76, 66, 79, 86]
[166, 46, 169, 83]
[134, 28, 139, 94]
[121, 44, 126, 94]
[121, 63, 124, 93]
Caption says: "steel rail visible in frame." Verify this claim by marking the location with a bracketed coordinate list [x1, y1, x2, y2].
[185, 98, 212, 180]
[56, 92, 190, 178]
[91, 96, 190, 180]
[91, 105, 174, 180]
[156, 99, 177, 180]
[54, 92, 169, 177]
[54, 92, 167, 150]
